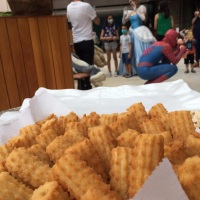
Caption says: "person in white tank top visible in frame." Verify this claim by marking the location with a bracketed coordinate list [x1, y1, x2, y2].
[67, 0, 100, 65]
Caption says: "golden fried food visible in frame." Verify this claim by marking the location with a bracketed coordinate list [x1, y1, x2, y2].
[140, 118, 166, 134]
[148, 103, 171, 131]
[185, 131, 200, 157]
[88, 125, 117, 173]
[35, 129, 57, 149]
[65, 122, 88, 137]
[128, 134, 164, 198]
[117, 112, 140, 131]
[65, 139, 109, 183]
[176, 156, 200, 200]
[0, 142, 14, 172]
[110, 147, 134, 200]
[52, 153, 110, 200]
[148, 103, 168, 119]
[81, 112, 100, 128]
[27, 144, 53, 166]
[99, 113, 118, 125]
[156, 131, 173, 145]
[81, 188, 122, 200]
[30, 181, 71, 200]
[41, 117, 64, 136]
[5, 147, 54, 189]
[127, 102, 149, 124]
[36, 114, 57, 127]
[46, 130, 86, 163]
[0, 171, 33, 200]
[116, 129, 140, 148]
[9, 124, 41, 148]
[168, 111, 195, 141]
[164, 140, 188, 165]
[59, 112, 79, 129]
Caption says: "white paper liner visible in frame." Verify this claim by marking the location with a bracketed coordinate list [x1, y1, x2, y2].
[131, 158, 189, 200]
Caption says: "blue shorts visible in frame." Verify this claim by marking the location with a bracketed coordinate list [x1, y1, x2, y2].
[122, 53, 131, 64]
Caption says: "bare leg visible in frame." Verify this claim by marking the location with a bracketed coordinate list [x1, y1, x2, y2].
[112, 49, 118, 72]
[185, 64, 189, 73]
[106, 50, 111, 73]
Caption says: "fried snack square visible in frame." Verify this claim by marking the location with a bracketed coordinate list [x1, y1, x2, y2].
[35, 129, 57, 149]
[36, 114, 57, 127]
[148, 103, 168, 119]
[64, 139, 109, 183]
[139, 118, 166, 134]
[81, 188, 122, 200]
[168, 111, 195, 141]
[0, 172, 33, 200]
[27, 144, 53, 167]
[5, 147, 54, 189]
[59, 112, 80, 129]
[88, 125, 117, 173]
[164, 140, 188, 165]
[128, 134, 164, 198]
[156, 131, 173, 145]
[52, 153, 110, 200]
[41, 117, 64, 136]
[185, 131, 200, 157]
[176, 156, 200, 200]
[65, 122, 88, 137]
[116, 129, 140, 148]
[30, 181, 71, 200]
[99, 113, 118, 126]
[127, 102, 149, 124]
[46, 130, 86, 163]
[80, 112, 100, 128]
[110, 147, 134, 200]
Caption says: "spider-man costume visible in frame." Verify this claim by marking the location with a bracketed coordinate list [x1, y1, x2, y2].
[138, 29, 187, 84]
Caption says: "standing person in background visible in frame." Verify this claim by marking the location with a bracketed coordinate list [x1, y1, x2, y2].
[192, 10, 200, 68]
[119, 0, 156, 76]
[100, 15, 119, 77]
[180, 29, 196, 73]
[67, 0, 100, 65]
[154, 1, 174, 41]
[119, 24, 132, 78]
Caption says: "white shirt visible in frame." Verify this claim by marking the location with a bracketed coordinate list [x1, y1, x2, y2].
[120, 34, 131, 53]
[67, 1, 96, 43]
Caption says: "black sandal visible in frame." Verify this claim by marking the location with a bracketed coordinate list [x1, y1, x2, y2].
[191, 69, 196, 73]
[185, 70, 189, 73]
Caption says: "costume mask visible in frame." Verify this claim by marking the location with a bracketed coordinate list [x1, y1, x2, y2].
[163, 29, 179, 48]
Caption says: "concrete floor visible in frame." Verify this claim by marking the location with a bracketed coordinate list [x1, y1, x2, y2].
[100, 55, 200, 93]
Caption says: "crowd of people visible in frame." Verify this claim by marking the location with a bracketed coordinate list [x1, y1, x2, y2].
[67, 0, 200, 86]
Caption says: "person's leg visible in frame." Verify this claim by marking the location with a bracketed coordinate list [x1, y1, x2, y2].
[138, 64, 178, 84]
[106, 50, 112, 76]
[74, 40, 94, 65]
[184, 57, 189, 73]
[190, 54, 196, 73]
[111, 42, 118, 76]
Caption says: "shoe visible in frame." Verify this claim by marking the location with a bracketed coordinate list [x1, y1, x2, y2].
[125, 73, 132, 78]
[185, 70, 189, 73]
[107, 72, 112, 77]
[123, 73, 128, 77]
[191, 69, 196, 73]
[90, 71, 106, 83]
[113, 71, 118, 77]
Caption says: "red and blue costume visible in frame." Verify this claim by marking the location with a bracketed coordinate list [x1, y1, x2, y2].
[138, 29, 187, 84]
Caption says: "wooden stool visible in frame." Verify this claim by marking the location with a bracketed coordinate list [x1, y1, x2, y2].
[73, 73, 92, 90]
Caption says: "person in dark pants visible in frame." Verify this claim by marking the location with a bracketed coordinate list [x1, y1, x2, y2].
[67, 0, 100, 65]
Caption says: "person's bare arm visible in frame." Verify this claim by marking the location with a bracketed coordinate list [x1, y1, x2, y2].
[154, 14, 158, 30]
[93, 16, 100, 25]
[171, 15, 174, 28]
